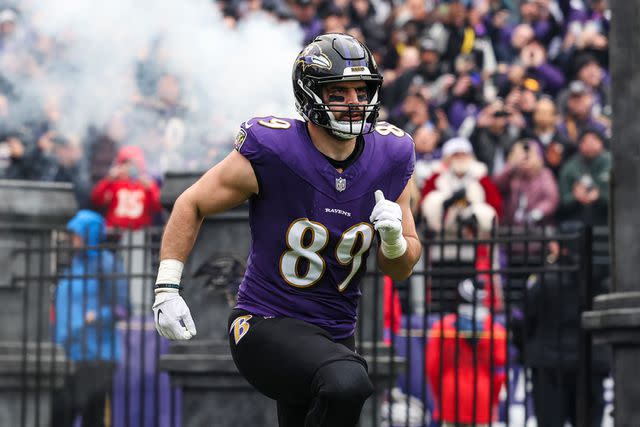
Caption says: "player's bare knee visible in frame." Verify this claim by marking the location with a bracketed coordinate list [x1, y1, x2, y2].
[313, 360, 373, 403]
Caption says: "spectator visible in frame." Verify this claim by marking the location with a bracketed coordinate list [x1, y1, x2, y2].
[141, 71, 187, 119]
[390, 91, 431, 136]
[469, 99, 518, 175]
[486, 5, 514, 63]
[394, 0, 430, 35]
[520, 0, 563, 48]
[505, 23, 535, 62]
[26, 83, 65, 138]
[518, 39, 565, 96]
[0, 7, 23, 53]
[384, 38, 447, 111]
[437, 1, 496, 75]
[557, 80, 607, 144]
[494, 139, 560, 227]
[493, 61, 526, 99]
[86, 112, 129, 187]
[0, 0, 613, 190]
[25, 131, 91, 206]
[321, 6, 348, 34]
[382, 44, 421, 94]
[291, 0, 322, 44]
[522, 96, 574, 176]
[558, 127, 610, 227]
[420, 137, 502, 235]
[575, 54, 609, 116]
[347, 0, 385, 49]
[560, 53, 610, 117]
[90, 145, 162, 230]
[446, 56, 485, 130]
[135, 35, 170, 98]
[52, 209, 128, 427]
[504, 76, 542, 130]
[412, 122, 444, 192]
[558, 0, 609, 69]
[29, 133, 81, 179]
[426, 278, 507, 427]
[523, 240, 609, 427]
[0, 127, 31, 179]
[132, 72, 192, 175]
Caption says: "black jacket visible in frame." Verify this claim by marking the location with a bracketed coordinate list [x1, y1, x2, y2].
[522, 253, 610, 374]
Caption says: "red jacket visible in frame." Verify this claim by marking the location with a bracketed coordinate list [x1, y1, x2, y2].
[426, 313, 506, 424]
[420, 172, 503, 220]
[91, 178, 162, 229]
[383, 276, 402, 343]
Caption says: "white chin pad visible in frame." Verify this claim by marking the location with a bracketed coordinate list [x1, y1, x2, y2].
[330, 119, 370, 137]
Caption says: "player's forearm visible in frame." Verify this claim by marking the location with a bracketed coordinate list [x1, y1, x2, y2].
[159, 192, 204, 263]
[377, 235, 422, 281]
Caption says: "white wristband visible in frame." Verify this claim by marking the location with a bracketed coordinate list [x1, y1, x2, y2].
[380, 236, 407, 259]
[155, 259, 184, 293]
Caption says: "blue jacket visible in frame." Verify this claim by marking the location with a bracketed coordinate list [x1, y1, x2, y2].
[54, 210, 128, 361]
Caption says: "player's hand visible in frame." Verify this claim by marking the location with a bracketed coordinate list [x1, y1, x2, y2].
[152, 289, 197, 340]
[370, 190, 407, 259]
[370, 190, 403, 242]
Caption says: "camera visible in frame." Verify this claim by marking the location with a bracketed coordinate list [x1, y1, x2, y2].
[579, 174, 594, 191]
[128, 165, 140, 180]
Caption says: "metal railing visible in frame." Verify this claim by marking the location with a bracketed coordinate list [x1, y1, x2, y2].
[0, 222, 609, 427]
[362, 223, 610, 427]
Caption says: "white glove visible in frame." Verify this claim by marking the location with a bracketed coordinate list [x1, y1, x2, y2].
[153, 289, 197, 340]
[370, 190, 407, 259]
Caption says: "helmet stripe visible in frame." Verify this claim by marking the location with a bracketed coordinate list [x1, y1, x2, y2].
[335, 36, 352, 66]
[354, 42, 364, 58]
[352, 43, 364, 66]
[335, 36, 368, 67]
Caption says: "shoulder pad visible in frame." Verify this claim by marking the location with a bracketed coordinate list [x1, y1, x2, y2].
[234, 116, 297, 152]
[244, 116, 295, 134]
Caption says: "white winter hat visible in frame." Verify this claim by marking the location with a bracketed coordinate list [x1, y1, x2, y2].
[442, 137, 473, 158]
[0, 9, 16, 24]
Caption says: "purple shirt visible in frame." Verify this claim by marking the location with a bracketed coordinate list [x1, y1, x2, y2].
[234, 117, 415, 339]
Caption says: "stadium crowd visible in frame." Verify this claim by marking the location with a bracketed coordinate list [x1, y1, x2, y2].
[0, 0, 610, 232]
[0, 0, 611, 425]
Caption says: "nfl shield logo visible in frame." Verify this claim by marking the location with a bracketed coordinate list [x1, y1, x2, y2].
[335, 177, 347, 192]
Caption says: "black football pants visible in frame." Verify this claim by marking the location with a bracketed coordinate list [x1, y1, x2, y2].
[228, 309, 373, 427]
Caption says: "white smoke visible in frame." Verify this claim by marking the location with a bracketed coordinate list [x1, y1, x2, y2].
[13, 0, 303, 171]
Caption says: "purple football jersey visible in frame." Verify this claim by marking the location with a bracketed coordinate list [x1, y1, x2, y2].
[234, 116, 415, 339]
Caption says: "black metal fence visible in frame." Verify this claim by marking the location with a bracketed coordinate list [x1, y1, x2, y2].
[0, 221, 610, 427]
[0, 225, 173, 427]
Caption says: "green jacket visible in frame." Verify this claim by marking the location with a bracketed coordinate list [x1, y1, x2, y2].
[558, 151, 611, 226]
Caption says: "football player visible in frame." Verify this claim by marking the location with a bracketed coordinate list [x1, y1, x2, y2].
[153, 33, 422, 427]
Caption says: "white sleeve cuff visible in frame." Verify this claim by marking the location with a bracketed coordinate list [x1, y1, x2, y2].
[156, 259, 184, 285]
[381, 236, 407, 259]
